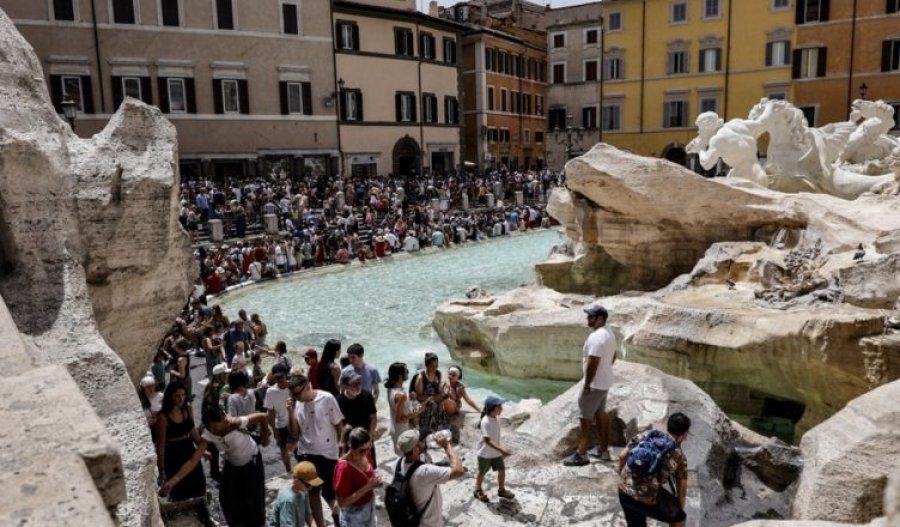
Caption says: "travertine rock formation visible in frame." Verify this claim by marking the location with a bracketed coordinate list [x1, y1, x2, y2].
[0, 7, 191, 526]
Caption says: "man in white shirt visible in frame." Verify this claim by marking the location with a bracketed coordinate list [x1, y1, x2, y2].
[563, 305, 616, 466]
[288, 374, 345, 527]
[396, 428, 465, 526]
[265, 364, 297, 473]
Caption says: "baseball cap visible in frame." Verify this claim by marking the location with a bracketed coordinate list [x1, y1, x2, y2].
[583, 305, 609, 319]
[212, 363, 231, 376]
[304, 348, 318, 359]
[292, 461, 323, 486]
[483, 395, 507, 413]
[398, 428, 431, 454]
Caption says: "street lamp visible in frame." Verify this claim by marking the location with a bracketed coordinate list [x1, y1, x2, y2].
[553, 114, 585, 160]
[60, 97, 78, 131]
[858, 82, 868, 100]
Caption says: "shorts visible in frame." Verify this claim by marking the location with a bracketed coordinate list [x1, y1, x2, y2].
[276, 427, 299, 450]
[578, 389, 608, 420]
[296, 453, 337, 502]
[477, 456, 505, 475]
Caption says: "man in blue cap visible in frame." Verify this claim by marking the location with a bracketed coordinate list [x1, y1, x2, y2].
[563, 305, 616, 466]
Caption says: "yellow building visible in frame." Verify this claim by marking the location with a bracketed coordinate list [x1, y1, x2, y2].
[600, 0, 795, 167]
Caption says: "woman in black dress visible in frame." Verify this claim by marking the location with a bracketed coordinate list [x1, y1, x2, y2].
[156, 381, 207, 501]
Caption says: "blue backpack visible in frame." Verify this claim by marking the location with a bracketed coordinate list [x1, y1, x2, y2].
[626, 430, 678, 477]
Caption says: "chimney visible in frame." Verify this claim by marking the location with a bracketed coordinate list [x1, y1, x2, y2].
[428, 0, 439, 17]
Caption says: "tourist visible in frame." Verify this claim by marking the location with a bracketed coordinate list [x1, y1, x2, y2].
[617, 413, 691, 527]
[156, 381, 207, 502]
[317, 339, 342, 397]
[563, 305, 616, 466]
[265, 364, 297, 474]
[443, 366, 481, 444]
[414, 352, 449, 433]
[271, 461, 322, 527]
[151, 349, 169, 391]
[250, 313, 268, 346]
[263, 340, 292, 371]
[168, 338, 193, 401]
[473, 396, 514, 503]
[202, 325, 225, 380]
[431, 227, 445, 248]
[337, 373, 378, 464]
[304, 348, 320, 389]
[201, 362, 231, 481]
[138, 376, 163, 438]
[384, 362, 423, 455]
[288, 374, 345, 527]
[223, 320, 251, 365]
[394, 428, 464, 527]
[230, 341, 250, 372]
[200, 406, 271, 527]
[334, 427, 381, 527]
[227, 370, 257, 418]
[249, 352, 265, 392]
[340, 343, 382, 399]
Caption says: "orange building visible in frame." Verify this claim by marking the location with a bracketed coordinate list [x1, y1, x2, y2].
[793, 0, 900, 127]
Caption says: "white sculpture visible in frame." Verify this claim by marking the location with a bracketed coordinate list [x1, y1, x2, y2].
[688, 97, 899, 199]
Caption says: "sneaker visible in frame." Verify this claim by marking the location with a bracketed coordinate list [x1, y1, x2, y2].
[562, 452, 590, 466]
[589, 448, 613, 461]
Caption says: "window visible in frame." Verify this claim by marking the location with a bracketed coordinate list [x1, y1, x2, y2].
[604, 57, 624, 79]
[499, 52, 508, 74]
[52, 0, 76, 21]
[280, 81, 311, 115]
[500, 129, 510, 143]
[487, 86, 495, 111]
[222, 79, 240, 113]
[396, 92, 416, 122]
[602, 105, 621, 130]
[773, 0, 790, 10]
[704, 0, 721, 18]
[485, 48, 495, 71]
[50, 75, 94, 113]
[552, 63, 566, 84]
[216, 0, 234, 29]
[889, 103, 900, 130]
[699, 48, 722, 72]
[212, 78, 247, 114]
[167, 78, 187, 113]
[700, 96, 718, 114]
[340, 89, 362, 121]
[487, 128, 497, 143]
[793, 47, 826, 78]
[112, 0, 136, 24]
[548, 108, 567, 129]
[552, 33, 565, 48]
[500, 89, 508, 112]
[444, 96, 459, 124]
[422, 93, 437, 123]
[890, 0, 900, 14]
[420, 33, 436, 60]
[672, 2, 687, 23]
[524, 129, 531, 145]
[582, 106, 597, 129]
[536, 95, 544, 115]
[882, 39, 900, 71]
[160, 0, 180, 26]
[535, 130, 544, 143]
[607, 12, 622, 30]
[766, 41, 791, 66]
[667, 51, 689, 74]
[511, 91, 519, 114]
[282, 2, 299, 35]
[523, 93, 532, 115]
[796, 0, 828, 24]
[443, 38, 457, 64]
[768, 92, 787, 100]
[336, 21, 359, 50]
[798, 105, 816, 126]
[395, 28, 414, 56]
[584, 60, 599, 81]
[112, 76, 152, 108]
[664, 100, 688, 128]
[585, 29, 599, 45]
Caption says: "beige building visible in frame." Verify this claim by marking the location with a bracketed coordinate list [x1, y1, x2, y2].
[333, 0, 464, 177]
[4, 0, 339, 179]
[542, 2, 602, 169]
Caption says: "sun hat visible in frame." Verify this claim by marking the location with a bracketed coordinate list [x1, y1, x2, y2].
[292, 461, 324, 486]
[398, 428, 431, 454]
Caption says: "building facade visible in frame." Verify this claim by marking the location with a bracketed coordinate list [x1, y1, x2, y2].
[460, 25, 547, 171]
[543, 2, 603, 169]
[5, 0, 340, 179]
[793, 0, 900, 128]
[332, 0, 464, 178]
[598, 0, 795, 165]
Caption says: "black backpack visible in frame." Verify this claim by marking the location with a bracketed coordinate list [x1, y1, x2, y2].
[408, 369, 441, 395]
[385, 458, 434, 527]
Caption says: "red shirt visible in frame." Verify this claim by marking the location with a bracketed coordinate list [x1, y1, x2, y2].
[333, 458, 374, 505]
[307, 363, 320, 389]
[205, 272, 222, 295]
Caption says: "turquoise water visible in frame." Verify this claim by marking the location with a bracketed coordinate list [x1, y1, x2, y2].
[216, 230, 572, 403]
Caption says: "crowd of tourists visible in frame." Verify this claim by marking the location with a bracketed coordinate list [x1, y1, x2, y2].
[142, 297, 692, 527]
[179, 169, 560, 293]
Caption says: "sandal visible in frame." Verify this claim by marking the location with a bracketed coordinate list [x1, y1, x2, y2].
[498, 489, 515, 500]
[474, 489, 489, 503]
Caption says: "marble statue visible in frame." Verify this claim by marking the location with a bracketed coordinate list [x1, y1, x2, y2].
[840, 99, 899, 164]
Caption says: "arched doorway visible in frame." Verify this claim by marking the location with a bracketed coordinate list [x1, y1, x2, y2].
[662, 143, 688, 167]
[392, 136, 421, 177]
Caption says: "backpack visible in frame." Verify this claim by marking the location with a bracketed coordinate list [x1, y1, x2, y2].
[626, 429, 678, 478]
[385, 458, 434, 527]
[408, 369, 441, 395]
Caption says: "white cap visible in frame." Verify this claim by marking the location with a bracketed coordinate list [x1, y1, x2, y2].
[140, 376, 156, 388]
[212, 363, 231, 376]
